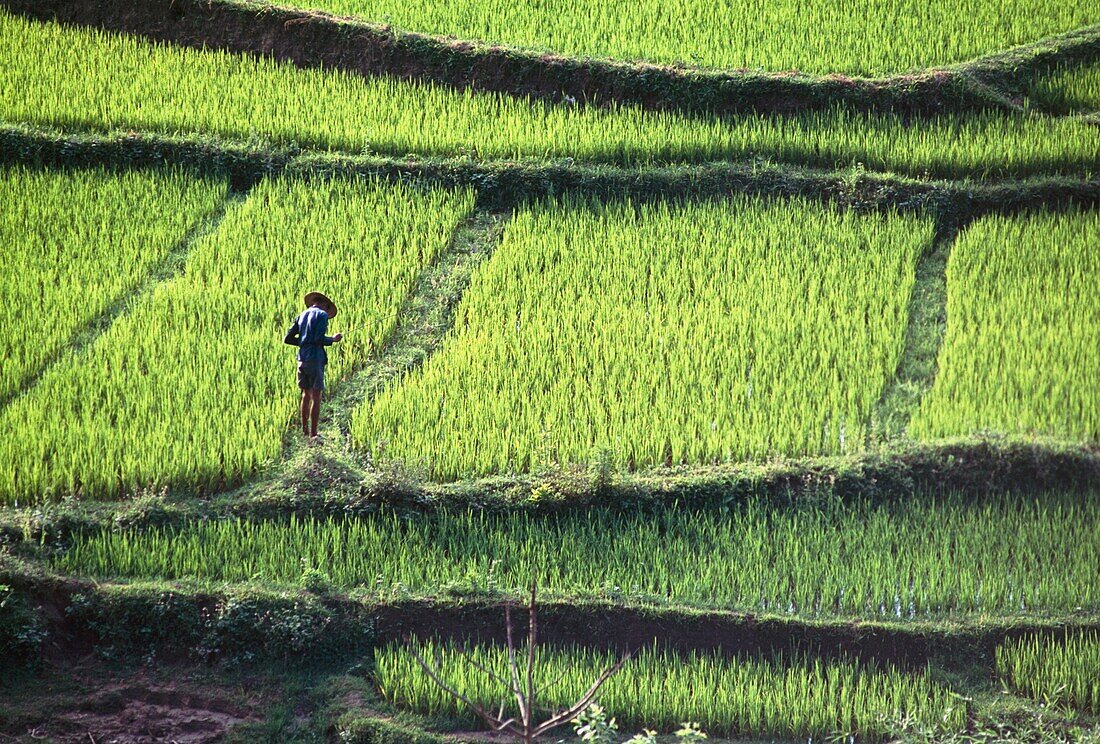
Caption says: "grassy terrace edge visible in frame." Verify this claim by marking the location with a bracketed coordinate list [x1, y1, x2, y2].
[3, 558, 1099, 673]
[3, 124, 1100, 218]
[3, 437, 1097, 547]
[4, 0, 1100, 117]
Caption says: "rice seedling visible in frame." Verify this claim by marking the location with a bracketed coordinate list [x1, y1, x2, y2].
[1027, 63, 1100, 113]
[0, 166, 225, 401]
[0, 175, 473, 503]
[911, 209, 1100, 442]
[55, 495, 1100, 618]
[295, 0, 1097, 75]
[376, 641, 967, 738]
[2, 12, 1098, 178]
[997, 632, 1100, 712]
[354, 195, 931, 478]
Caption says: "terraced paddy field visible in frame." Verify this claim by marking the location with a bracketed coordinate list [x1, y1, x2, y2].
[378, 642, 968, 738]
[0, 167, 226, 403]
[0, 0, 1098, 741]
[1028, 63, 1100, 113]
[55, 496, 1100, 618]
[0, 172, 472, 502]
[291, 0, 1098, 75]
[3, 11, 1100, 178]
[356, 196, 932, 476]
[912, 209, 1100, 442]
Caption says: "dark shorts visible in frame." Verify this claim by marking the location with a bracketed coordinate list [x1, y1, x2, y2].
[297, 362, 325, 391]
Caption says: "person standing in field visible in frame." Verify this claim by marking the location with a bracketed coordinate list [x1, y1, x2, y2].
[284, 291, 342, 441]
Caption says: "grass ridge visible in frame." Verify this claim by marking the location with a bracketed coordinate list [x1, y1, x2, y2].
[269, 209, 509, 494]
[3, 124, 1100, 218]
[3, 440, 1098, 551]
[870, 231, 956, 440]
[3, 562, 1099, 673]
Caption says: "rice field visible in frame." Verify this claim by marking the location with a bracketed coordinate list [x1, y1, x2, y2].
[0, 0, 1098, 735]
[55, 496, 1100, 618]
[3, 12, 1099, 178]
[997, 632, 1100, 712]
[354, 195, 930, 478]
[911, 209, 1100, 442]
[297, 0, 1098, 76]
[0, 166, 225, 401]
[376, 641, 967, 738]
[0, 175, 473, 503]
[1028, 62, 1100, 113]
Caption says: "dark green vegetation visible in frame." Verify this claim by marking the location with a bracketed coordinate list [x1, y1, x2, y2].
[998, 632, 1100, 713]
[55, 496, 1100, 619]
[0, 0, 1098, 741]
[378, 641, 966, 738]
[1027, 63, 1100, 113]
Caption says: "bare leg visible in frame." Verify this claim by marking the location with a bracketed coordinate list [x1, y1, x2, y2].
[310, 389, 322, 438]
[300, 391, 311, 437]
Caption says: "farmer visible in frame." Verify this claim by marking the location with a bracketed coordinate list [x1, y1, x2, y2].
[284, 291, 343, 440]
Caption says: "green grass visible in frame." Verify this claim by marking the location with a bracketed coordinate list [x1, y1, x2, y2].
[911, 209, 1099, 442]
[0, 175, 473, 503]
[55, 496, 1100, 618]
[1028, 63, 1100, 113]
[997, 632, 1100, 712]
[376, 641, 967, 739]
[2, 12, 1099, 178]
[354, 195, 931, 478]
[296, 0, 1097, 76]
[0, 166, 226, 401]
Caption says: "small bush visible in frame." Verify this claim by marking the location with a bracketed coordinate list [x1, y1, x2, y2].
[0, 584, 47, 661]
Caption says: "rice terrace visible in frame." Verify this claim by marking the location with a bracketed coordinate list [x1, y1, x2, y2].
[0, 0, 1098, 740]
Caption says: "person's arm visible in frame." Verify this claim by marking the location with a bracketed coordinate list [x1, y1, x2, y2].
[318, 313, 342, 344]
[283, 319, 301, 346]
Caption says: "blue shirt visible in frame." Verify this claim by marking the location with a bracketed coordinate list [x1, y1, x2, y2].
[284, 306, 335, 364]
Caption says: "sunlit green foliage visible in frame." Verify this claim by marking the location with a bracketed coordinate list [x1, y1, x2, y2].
[997, 632, 1100, 712]
[297, 0, 1097, 75]
[1028, 63, 1100, 113]
[2, 12, 1098, 177]
[912, 209, 1100, 442]
[56, 496, 1100, 618]
[355, 196, 930, 477]
[0, 167, 225, 401]
[0, 176, 473, 502]
[376, 641, 967, 738]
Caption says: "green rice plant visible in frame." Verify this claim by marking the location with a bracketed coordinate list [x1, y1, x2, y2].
[1027, 63, 1100, 113]
[911, 209, 1099, 442]
[354, 195, 931, 478]
[0, 166, 226, 401]
[1, 12, 1098, 178]
[297, 0, 1097, 75]
[997, 632, 1100, 712]
[376, 641, 967, 739]
[0, 175, 473, 503]
[55, 495, 1100, 618]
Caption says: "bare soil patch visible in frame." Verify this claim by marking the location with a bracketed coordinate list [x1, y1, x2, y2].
[52, 684, 255, 744]
[0, 662, 262, 744]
